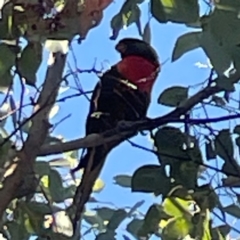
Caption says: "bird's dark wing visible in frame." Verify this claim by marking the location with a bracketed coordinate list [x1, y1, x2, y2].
[71, 66, 150, 230]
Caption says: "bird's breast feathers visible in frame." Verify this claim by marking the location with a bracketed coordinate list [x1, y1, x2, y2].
[116, 56, 160, 94]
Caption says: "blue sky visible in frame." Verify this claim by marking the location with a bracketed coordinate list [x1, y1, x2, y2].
[4, 0, 240, 239]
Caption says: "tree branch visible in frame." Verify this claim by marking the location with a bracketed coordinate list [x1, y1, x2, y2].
[0, 52, 67, 217]
[39, 72, 240, 157]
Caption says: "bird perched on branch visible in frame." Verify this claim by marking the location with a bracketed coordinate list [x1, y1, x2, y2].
[70, 38, 160, 230]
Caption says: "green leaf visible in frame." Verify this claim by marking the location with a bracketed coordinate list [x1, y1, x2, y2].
[110, 1, 142, 40]
[18, 42, 42, 86]
[193, 184, 219, 211]
[96, 230, 116, 240]
[34, 161, 51, 177]
[222, 176, 240, 188]
[205, 140, 216, 160]
[0, 70, 13, 93]
[217, 224, 231, 237]
[0, 102, 10, 127]
[162, 216, 193, 240]
[128, 200, 145, 216]
[138, 204, 167, 237]
[158, 86, 188, 107]
[0, 43, 15, 78]
[163, 197, 191, 217]
[151, 0, 199, 24]
[83, 210, 105, 231]
[211, 95, 226, 106]
[0, 2, 19, 39]
[199, 29, 232, 75]
[6, 221, 30, 240]
[154, 127, 202, 189]
[95, 207, 115, 221]
[19, 201, 61, 235]
[142, 21, 151, 44]
[208, 8, 240, 48]
[127, 219, 143, 238]
[49, 169, 75, 203]
[113, 174, 132, 188]
[20, 117, 32, 134]
[132, 164, 170, 196]
[172, 31, 201, 62]
[210, 227, 225, 240]
[234, 125, 240, 134]
[214, 129, 233, 162]
[107, 209, 127, 230]
[9, 94, 17, 128]
[215, 77, 235, 91]
[222, 204, 240, 218]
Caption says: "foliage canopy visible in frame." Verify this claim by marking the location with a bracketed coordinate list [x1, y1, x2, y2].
[0, 0, 240, 239]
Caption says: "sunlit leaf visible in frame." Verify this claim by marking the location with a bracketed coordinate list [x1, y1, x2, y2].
[162, 197, 192, 217]
[92, 178, 105, 192]
[52, 211, 73, 237]
[49, 105, 60, 119]
[162, 216, 193, 240]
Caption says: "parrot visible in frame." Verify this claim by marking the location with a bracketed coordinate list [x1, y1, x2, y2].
[71, 38, 160, 230]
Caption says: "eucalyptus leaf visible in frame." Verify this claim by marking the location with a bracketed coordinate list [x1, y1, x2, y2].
[158, 86, 188, 107]
[18, 42, 42, 86]
[151, 0, 199, 24]
[172, 31, 201, 62]
[113, 174, 132, 188]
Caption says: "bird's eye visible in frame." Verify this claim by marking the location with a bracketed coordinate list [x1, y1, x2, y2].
[92, 20, 97, 25]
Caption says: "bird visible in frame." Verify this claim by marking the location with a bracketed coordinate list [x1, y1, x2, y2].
[70, 38, 160, 231]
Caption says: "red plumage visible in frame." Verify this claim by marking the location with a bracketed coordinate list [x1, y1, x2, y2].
[116, 56, 159, 93]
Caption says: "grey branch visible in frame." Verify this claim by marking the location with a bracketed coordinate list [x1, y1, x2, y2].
[0, 52, 67, 217]
[39, 72, 240, 157]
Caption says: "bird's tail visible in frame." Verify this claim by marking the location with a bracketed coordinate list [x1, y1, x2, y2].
[71, 143, 116, 230]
